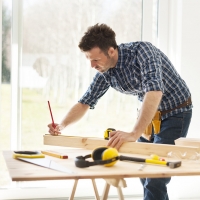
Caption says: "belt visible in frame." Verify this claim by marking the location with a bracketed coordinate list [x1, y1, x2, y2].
[160, 97, 192, 116]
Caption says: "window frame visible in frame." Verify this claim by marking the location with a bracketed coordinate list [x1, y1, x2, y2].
[1, 0, 162, 198]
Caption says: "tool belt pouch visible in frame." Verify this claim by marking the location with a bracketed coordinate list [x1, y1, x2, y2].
[144, 111, 161, 135]
[144, 123, 152, 135]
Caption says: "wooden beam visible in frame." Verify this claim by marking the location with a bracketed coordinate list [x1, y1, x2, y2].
[43, 134, 200, 157]
[175, 137, 200, 148]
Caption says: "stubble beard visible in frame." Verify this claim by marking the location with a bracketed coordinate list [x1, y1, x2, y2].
[97, 56, 116, 73]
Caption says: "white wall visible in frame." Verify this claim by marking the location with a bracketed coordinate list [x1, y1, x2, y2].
[163, 0, 200, 199]
[181, 0, 200, 138]
[158, 0, 200, 138]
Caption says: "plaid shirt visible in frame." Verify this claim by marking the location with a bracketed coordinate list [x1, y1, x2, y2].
[79, 42, 192, 119]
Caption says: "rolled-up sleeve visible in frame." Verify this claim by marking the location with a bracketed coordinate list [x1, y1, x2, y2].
[137, 42, 164, 93]
[78, 73, 110, 109]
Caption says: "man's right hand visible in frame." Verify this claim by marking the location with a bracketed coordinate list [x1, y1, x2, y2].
[47, 123, 64, 136]
[47, 102, 89, 136]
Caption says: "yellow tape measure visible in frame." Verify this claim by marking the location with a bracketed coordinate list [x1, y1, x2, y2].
[104, 128, 116, 140]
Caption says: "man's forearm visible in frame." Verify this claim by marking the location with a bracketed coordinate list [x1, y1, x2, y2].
[60, 102, 90, 128]
[132, 91, 163, 140]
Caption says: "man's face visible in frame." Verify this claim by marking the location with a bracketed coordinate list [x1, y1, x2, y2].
[85, 47, 117, 73]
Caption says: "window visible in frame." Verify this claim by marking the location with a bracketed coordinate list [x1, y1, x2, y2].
[0, 0, 159, 198]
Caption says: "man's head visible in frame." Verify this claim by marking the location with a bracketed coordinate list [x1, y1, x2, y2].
[79, 24, 118, 73]
[79, 23, 117, 54]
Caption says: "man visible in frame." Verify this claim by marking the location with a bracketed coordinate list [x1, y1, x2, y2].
[48, 23, 192, 200]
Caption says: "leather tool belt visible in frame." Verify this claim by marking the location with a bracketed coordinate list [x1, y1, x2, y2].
[144, 97, 192, 136]
[160, 97, 192, 116]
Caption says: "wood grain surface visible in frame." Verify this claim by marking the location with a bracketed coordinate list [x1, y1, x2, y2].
[43, 134, 200, 157]
[3, 146, 200, 182]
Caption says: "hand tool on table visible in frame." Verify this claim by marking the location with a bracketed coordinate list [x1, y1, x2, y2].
[75, 147, 181, 169]
[14, 150, 39, 154]
[41, 150, 68, 159]
[13, 151, 45, 158]
[119, 155, 181, 169]
[13, 152, 74, 174]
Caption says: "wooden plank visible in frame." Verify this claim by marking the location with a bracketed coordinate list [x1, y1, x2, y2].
[175, 137, 200, 147]
[43, 134, 200, 157]
[43, 135, 85, 148]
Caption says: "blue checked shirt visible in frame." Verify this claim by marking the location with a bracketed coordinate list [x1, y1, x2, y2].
[79, 42, 192, 119]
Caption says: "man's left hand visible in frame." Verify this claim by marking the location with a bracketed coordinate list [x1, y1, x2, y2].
[107, 130, 136, 150]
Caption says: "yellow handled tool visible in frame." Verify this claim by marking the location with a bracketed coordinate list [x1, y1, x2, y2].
[13, 153, 45, 159]
[104, 128, 116, 140]
[13, 151, 45, 159]
[119, 155, 181, 169]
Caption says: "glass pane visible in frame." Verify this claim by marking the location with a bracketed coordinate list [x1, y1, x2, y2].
[1, 0, 147, 196]
[19, 0, 143, 195]
[21, 0, 142, 149]
[0, 0, 12, 187]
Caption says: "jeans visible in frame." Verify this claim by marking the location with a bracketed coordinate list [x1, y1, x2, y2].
[137, 109, 192, 200]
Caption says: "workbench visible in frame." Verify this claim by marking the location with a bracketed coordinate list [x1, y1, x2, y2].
[3, 135, 200, 200]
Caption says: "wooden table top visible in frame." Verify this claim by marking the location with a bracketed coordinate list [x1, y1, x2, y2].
[3, 149, 200, 182]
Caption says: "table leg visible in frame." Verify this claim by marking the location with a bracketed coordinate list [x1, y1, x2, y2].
[91, 179, 100, 200]
[101, 182, 110, 200]
[117, 186, 124, 200]
[68, 179, 78, 200]
[68, 179, 124, 200]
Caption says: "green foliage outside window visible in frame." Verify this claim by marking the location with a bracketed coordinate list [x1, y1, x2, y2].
[1, 2, 11, 83]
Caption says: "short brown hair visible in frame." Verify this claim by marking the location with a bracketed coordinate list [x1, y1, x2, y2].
[78, 23, 117, 54]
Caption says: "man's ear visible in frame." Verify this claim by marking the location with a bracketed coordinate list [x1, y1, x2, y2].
[108, 47, 115, 57]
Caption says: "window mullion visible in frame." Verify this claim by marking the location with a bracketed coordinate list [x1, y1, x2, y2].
[10, 0, 23, 150]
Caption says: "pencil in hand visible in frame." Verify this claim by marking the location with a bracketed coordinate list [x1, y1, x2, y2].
[47, 101, 56, 129]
